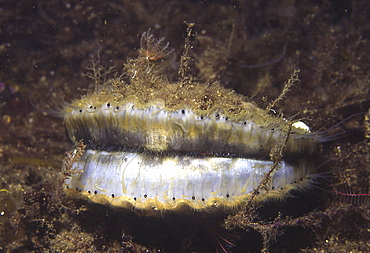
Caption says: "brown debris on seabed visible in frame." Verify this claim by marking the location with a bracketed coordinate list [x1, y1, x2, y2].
[0, 0, 369, 252]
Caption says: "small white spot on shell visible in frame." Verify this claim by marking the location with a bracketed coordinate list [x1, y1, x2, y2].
[293, 121, 310, 131]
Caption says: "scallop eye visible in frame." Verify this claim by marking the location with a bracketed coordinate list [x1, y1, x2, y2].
[87, 105, 96, 113]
